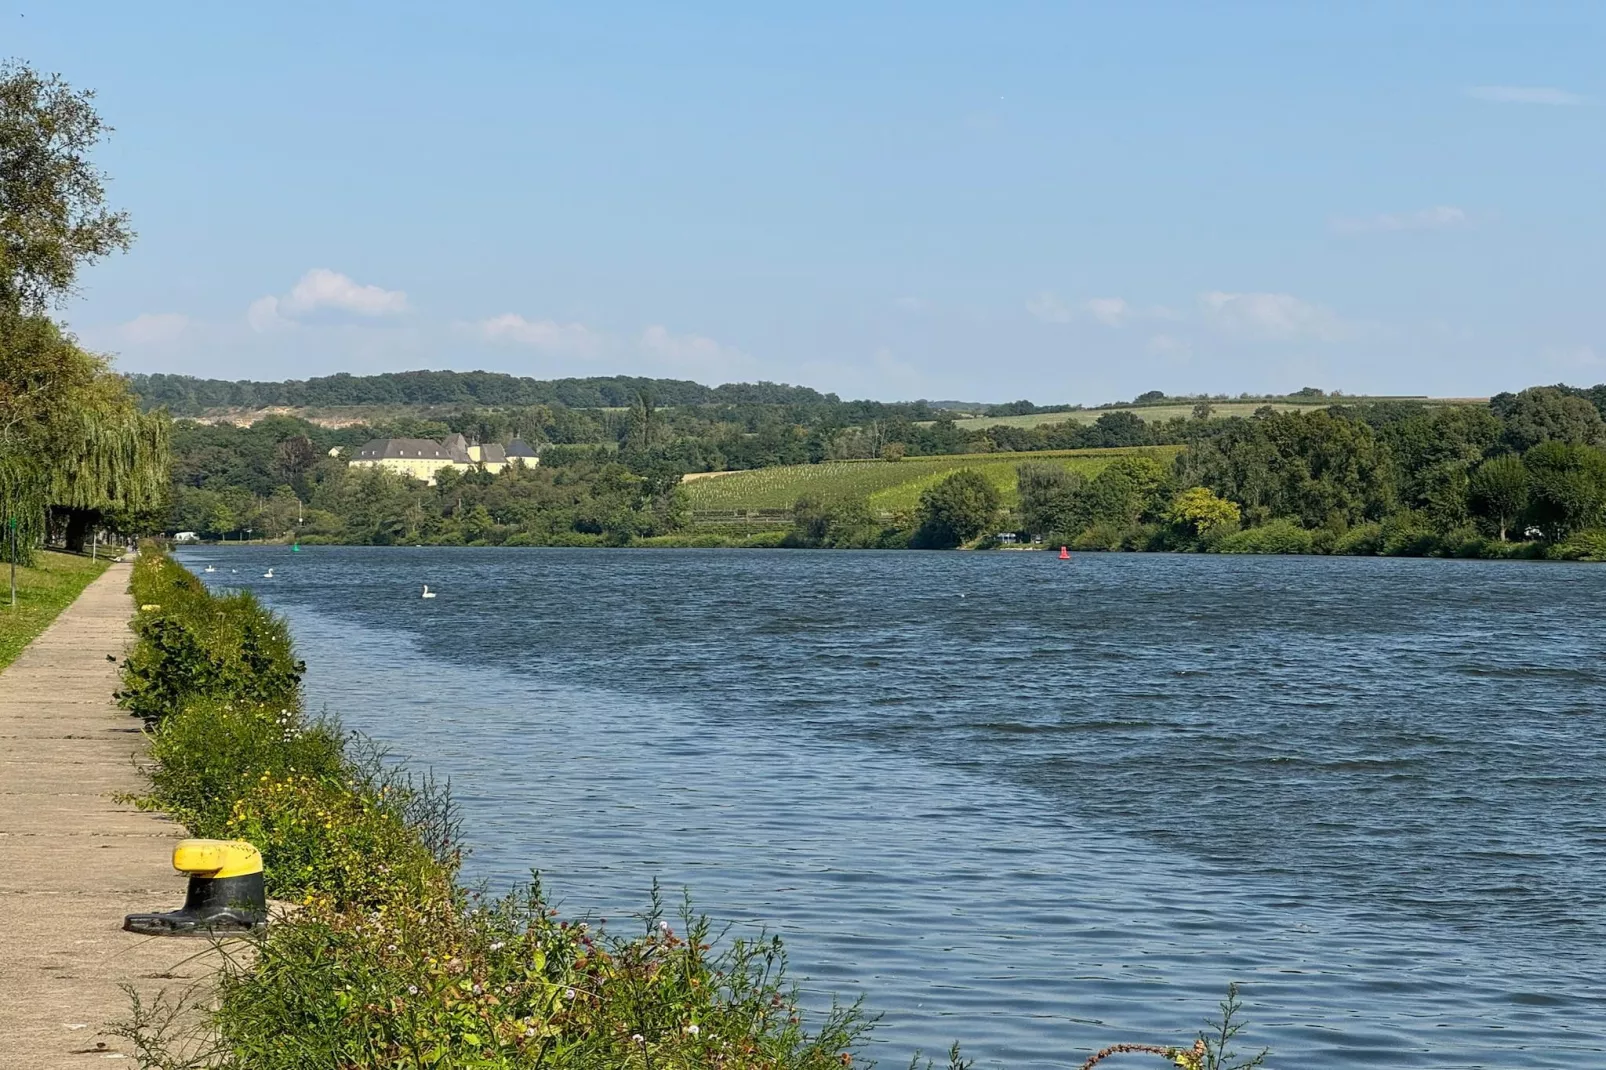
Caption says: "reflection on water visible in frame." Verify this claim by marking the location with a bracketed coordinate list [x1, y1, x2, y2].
[185, 547, 1606, 1068]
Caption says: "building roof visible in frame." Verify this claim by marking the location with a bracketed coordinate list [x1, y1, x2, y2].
[355, 438, 461, 461]
[506, 438, 540, 458]
[478, 443, 507, 464]
[440, 433, 473, 463]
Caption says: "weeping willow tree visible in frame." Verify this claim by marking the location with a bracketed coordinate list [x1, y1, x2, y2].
[0, 452, 46, 560]
[0, 313, 168, 562]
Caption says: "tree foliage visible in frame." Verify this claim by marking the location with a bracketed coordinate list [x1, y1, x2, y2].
[913, 469, 1000, 548]
[1168, 486, 1241, 538]
[1493, 386, 1606, 453]
[1467, 455, 1527, 541]
[0, 62, 133, 313]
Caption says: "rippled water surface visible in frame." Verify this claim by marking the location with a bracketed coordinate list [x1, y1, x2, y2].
[184, 547, 1606, 1068]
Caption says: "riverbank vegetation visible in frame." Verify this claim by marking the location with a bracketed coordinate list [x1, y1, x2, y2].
[0, 549, 109, 671]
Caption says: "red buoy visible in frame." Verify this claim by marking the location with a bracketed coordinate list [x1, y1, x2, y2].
[1058, 545, 1070, 560]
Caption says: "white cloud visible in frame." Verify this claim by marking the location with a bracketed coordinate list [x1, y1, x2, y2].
[1200, 291, 1347, 342]
[1332, 205, 1468, 234]
[1026, 292, 1073, 323]
[248, 269, 407, 331]
[639, 325, 756, 377]
[115, 312, 191, 346]
[1466, 85, 1588, 106]
[247, 295, 286, 332]
[1084, 297, 1131, 327]
[1027, 293, 1133, 326]
[476, 314, 602, 356]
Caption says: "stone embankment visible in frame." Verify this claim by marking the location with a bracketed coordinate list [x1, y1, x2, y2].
[0, 562, 204, 1065]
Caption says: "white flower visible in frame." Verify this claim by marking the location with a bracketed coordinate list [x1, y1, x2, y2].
[489, 941, 504, 951]
[632, 1034, 646, 1045]
[565, 988, 576, 1000]
[685, 1024, 700, 1035]
[407, 985, 419, 995]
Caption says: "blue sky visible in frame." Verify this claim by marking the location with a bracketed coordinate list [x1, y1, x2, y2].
[13, 2, 1605, 402]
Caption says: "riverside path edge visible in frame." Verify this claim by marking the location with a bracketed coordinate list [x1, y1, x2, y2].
[0, 560, 213, 1065]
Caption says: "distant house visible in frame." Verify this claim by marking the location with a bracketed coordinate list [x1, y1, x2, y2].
[506, 439, 540, 466]
[347, 434, 536, 484]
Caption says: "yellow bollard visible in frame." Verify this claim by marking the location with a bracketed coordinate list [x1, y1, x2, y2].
[123, 839, 267, 936]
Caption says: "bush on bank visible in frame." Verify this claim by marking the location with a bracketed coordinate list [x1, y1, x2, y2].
[117, 554, 303, 724]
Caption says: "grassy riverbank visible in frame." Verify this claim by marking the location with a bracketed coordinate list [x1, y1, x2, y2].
[0, 550, 111, 672]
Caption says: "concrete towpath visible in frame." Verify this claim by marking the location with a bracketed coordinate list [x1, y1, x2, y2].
[0, 562, 211, 1065]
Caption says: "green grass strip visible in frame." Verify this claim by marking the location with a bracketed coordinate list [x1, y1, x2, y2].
[0, 550, 111, 673]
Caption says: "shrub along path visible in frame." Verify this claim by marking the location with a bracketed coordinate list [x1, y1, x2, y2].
[0, 562, 206, 1066]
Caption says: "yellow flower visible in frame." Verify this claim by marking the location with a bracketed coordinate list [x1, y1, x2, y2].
[139, 603, 161, 611]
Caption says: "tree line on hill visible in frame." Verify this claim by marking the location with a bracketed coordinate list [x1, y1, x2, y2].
[129, 370, 844, 414]
[158, 379, 1606, 559]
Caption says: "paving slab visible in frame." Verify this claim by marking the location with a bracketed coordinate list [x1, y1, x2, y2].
[0, 563, 220, 1065]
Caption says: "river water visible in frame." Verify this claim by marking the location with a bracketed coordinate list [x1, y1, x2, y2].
[182, 546, 1606, 1069]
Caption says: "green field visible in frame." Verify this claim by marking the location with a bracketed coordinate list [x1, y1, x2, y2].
[684, 446, 1182, 515]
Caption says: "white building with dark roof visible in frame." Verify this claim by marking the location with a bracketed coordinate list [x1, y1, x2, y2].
[348, 435, 533, 484]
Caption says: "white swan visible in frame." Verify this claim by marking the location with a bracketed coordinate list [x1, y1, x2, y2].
[421, 584, 437, 599]
[263, 568, 274, 578]
[203, 565, 216, 573]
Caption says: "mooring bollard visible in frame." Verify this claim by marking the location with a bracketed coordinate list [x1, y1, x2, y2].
[123, 839, 267, 936]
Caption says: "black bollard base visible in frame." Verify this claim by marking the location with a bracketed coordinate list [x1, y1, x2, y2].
[124, 839, 268, 936]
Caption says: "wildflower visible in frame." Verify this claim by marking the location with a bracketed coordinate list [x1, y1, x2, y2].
[407, 985, 419, 995]
[632, 1034, 646, 1045]
[564, 988, 576, 1000]
[685, 1024, 700, 1036]
[489, 941, 505, 951]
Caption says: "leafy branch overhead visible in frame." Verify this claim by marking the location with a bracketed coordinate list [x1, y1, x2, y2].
[0, 61, 133, 313]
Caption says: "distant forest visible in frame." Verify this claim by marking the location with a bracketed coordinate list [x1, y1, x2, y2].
[128, 370, 842, 414]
